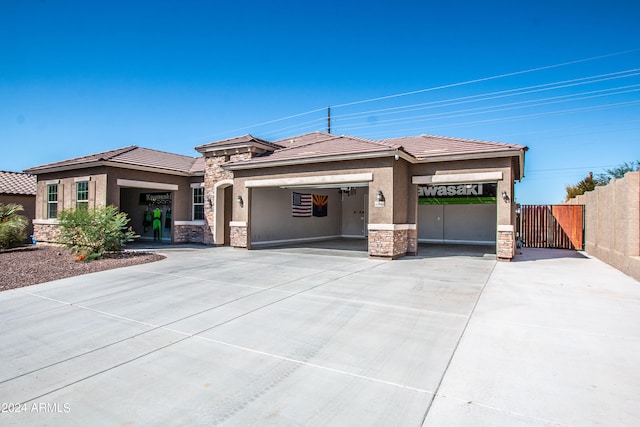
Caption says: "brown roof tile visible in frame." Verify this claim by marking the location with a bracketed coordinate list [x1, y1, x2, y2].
[228, 132, 399, 167]
[195, 134, 282, 152]
[26, 146, 201, 174]
[380, 134, 526, 160]
[0, 171, 36, 195]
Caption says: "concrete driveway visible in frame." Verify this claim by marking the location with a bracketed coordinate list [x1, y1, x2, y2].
[1, 245, 639, 426]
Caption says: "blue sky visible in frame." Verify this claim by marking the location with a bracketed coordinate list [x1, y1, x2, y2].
[1, 0, 638, 204]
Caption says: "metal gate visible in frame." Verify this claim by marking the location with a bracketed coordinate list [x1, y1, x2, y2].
[519, 205, 585, 250]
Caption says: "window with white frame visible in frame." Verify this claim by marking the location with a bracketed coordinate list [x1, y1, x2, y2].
[193, 187, 205, 220]
[76, 181, 89, 210]
[47, 184, 58, 218]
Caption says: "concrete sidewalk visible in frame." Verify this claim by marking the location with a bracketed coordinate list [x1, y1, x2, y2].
[0, 246, 638, 426]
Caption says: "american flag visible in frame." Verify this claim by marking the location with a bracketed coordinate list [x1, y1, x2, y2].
[292, 192, 312, 217]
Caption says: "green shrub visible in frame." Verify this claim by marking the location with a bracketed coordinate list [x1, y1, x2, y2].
[0, 203, 28, 249]
[58, 205, 138, 260]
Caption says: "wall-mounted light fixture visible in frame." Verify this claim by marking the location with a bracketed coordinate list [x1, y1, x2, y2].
[236, 195, 244, 207]
[501, 191, 510, 203]
[376, 190, 384, 202]
[207, 196, 212, 207]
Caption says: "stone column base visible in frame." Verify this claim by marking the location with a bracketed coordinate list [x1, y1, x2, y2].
[368, 224, 417, 259]
[229, 221, 249, 248]
[497, 224, 515, 261]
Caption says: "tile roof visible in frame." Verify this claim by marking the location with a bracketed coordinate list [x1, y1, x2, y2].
[380, 134, 527, 160]
[195, 134, 282, 152]
[0, 171, 36, 195]
[25, 146, 202, 175]
[227, 132, 400, 167]
[224, 131, 525, 168]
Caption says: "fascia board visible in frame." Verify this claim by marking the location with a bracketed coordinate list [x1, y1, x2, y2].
[224, 150, 403, 171]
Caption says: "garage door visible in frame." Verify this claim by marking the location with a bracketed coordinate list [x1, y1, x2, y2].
[417, 183, 497, 245]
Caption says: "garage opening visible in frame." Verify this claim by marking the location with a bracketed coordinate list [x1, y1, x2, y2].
[417, 182, 497, 248]
[119, 187, 174, 243]
[249, 184, 369, 253]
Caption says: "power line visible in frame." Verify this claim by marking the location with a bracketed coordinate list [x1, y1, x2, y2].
[341, 85, 640, 130]
[208, 48, 640, 141]
[352, 100, 640, 138]
[330, 69, 640, 123]
[341, 97, 640, 135]
[329, 49, 640, 109]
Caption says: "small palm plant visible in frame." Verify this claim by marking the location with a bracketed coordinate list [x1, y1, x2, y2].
[0, 203, 28, 249]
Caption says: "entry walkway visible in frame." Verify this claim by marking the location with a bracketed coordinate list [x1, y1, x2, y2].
[0, 247, 638, 426]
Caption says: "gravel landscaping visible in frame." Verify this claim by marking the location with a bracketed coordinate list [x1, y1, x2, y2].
[0, 244, 165, 291]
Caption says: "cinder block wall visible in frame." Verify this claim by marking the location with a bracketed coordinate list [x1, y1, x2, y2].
[567, 172, 639, 281]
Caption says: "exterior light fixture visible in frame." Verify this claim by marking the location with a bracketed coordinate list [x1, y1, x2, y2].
[501, 191, 510, 203]
[207, 196, 212, 207]
[376, 190, 384, 202]
[236, 195, 244, 207]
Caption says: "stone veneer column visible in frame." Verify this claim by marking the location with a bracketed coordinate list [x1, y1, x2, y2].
[367, 224, 416, 259]
[229, 221, 248, 248]
[202, 152, 253, 246]
[203, 156, 231, 245]
[497, 224, 515, 261]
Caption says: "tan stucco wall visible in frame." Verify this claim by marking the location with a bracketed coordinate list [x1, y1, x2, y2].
[32, 167, 200, 243]
[567, 171, 640, 281]
[34, 169, 109, 219]
[231, 158, 392, 226]
[229, 154, 519, 257]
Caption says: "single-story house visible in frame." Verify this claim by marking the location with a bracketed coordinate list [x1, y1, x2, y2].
[0, 170, 37, 238]
[25, 131, 527, 259]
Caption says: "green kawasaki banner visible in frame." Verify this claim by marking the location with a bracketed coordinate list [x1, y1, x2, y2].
[418, 183, 497, 205]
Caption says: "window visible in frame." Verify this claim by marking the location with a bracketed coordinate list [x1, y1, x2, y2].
[76, 181, 89, 210]
[193, 187, 205, 220]
[47, 184, 58, 218]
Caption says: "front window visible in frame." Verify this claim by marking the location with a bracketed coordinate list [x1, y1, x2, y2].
[47, 184, 58, 218]
[193, 187, 205, 220]
[76, 181, 89, 210]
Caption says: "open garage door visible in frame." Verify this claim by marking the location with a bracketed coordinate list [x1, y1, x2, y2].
[417, 183, 497, 245]
[250, 185, 369, 248]
[244, 173, 372, 251]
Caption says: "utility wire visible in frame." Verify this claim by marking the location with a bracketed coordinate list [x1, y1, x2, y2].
[330, 69, 640, 122]
[258, 68, 640, 138]
[208, 48, 640, 140]
[335, 88, 640, 133]
[329, 49, 640, 109]
[353, 100, 640, 138]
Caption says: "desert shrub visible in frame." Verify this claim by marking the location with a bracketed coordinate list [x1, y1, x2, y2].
[57, 205, 138, 260]
[0, 203, 28, 249]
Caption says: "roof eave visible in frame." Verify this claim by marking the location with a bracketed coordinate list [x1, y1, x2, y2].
[25, 160, 197, 177]
[24, 161, 105, 175]
[223, 149, 407, 171]
[195, 138, 280, 155]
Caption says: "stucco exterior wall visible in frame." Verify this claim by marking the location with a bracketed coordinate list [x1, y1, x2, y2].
[566, 171, 640, 281]
[32, 167, 199, 243]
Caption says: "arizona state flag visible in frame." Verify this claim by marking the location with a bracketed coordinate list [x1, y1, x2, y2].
[312, 194, 328, 217]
